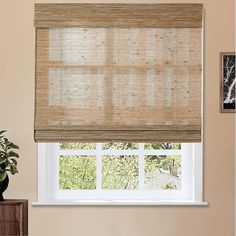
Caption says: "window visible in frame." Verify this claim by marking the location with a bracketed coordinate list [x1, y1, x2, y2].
[34, 4, 205, 205]
[36, 142, 204, 205]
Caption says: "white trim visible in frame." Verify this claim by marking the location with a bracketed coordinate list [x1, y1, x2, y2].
[37, 143, 47, 202]
[32, 200, 208, 206]
[181, 143, 193, 199]
[138, 143, 145, 190]
[46, 143, 58, 201]
[96, 143, 102, 190]
[193, 143, 203, 201]
[36, 143, 204, 204]
[58, 149, 182, 156]
[54, 189, 192, 201]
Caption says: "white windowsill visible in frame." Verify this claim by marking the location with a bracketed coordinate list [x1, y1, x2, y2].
[32, 200, 208, 206]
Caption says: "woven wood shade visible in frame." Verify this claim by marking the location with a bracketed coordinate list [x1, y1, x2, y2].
[34, 4, 203, 142]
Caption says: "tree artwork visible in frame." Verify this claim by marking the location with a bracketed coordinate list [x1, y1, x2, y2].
[222, 53, 236, 112]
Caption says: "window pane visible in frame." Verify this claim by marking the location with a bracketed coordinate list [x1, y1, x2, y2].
[102, 142, 138, 150]
[144, 155, 181, 190]
[59, 155, 96, 190]
[60, 143, 96, 150]
[144, 143, 181, 150]
[102, 155, 139, 190]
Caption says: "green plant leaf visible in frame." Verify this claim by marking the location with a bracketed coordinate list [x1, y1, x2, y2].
[3, 138, 10, 149]
[0, 156, 6, 165]
[11, 144, 19, 149]
[0, 131, 20, 177]
[0, 151, 7, 157]
[8, 151, 19, 158]
[8, 143, 19, 149]
[10, 165, 18, 175]
[3, 138, 8, 143]
[0, 130, 6, 135]
[3, 140, 18, 149]
[10, 159, 17, 166]
[0, 171, 6, 181]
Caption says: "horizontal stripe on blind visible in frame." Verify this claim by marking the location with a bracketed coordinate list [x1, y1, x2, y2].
[34, 4, 203, 28]
[35, 130, 201, 143]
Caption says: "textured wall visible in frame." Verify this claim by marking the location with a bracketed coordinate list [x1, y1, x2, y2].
[0, 0, 235, 235]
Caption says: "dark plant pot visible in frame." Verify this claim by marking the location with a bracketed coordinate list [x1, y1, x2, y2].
[0, 174, 9, 201]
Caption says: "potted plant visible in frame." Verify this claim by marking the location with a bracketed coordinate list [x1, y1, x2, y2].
[0, 130, 19, 201]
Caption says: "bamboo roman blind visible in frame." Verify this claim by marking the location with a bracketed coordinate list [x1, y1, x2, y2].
[34, 4, 203, 142]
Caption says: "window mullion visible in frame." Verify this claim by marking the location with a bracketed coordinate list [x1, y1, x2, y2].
[96, 143, 103, 191]
[138, 143, 145, 190]
[55, 143, 60, 190]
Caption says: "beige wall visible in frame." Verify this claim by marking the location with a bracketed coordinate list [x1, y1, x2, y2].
[0, 0, 235, 235]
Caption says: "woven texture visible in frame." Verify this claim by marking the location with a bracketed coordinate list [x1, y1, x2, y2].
[34, 4, 203, 142]
[34, 3, 203, 28]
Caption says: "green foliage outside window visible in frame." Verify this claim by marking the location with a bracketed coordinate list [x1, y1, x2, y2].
[102, 155, 139, 190]
[59, 155, 96, 190]
[144, 143, 181, 150]
[145, 155, 181, 174]
[59, 143, 181, 190]
[60, 143, 96, 150]
[102, 143, 138, 150]
[163, 182, 177, 190]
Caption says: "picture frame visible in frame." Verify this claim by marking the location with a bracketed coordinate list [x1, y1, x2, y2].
[220, 52, 236, 112]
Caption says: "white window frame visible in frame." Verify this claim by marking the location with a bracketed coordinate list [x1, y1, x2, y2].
[33, 143, 208, 205]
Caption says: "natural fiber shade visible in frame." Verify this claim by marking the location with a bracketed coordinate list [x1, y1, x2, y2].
[34, 3, 203, 28]
[34, 4, 203, 142]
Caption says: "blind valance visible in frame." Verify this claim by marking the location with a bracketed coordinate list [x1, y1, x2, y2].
[34, 4, 203, 28]
[34, 4, 203, 142]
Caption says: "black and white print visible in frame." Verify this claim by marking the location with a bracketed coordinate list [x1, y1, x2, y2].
[221, 52, 236, 112]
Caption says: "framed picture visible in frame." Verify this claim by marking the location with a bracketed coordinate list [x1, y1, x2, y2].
[220, 52, 236, 112]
